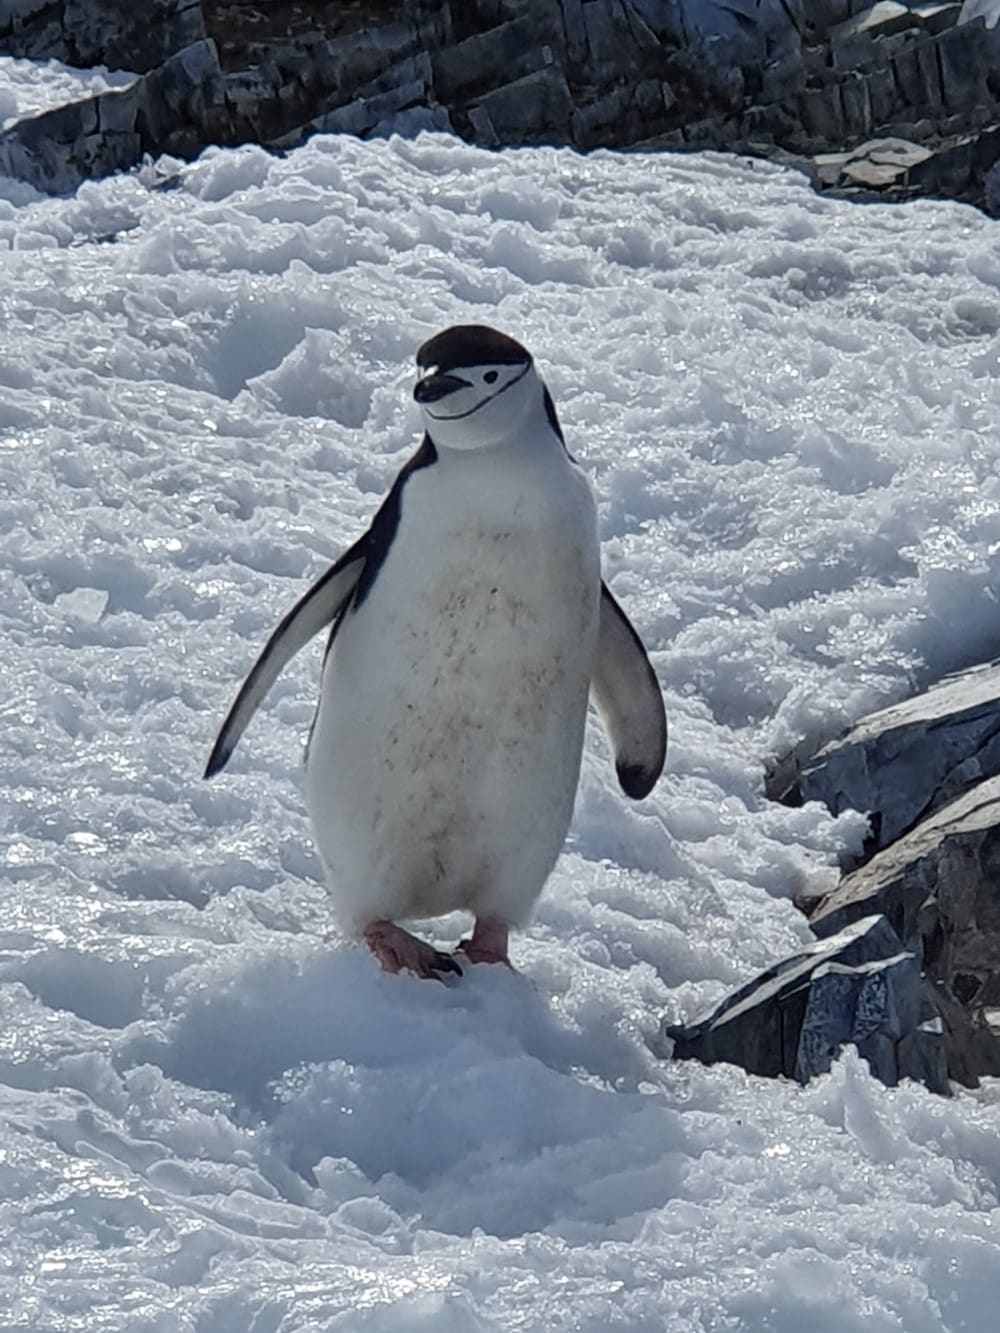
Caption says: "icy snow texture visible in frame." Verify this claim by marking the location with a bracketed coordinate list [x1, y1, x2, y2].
[0, 55, 135, 131]
[2, 128, 1000, 1330]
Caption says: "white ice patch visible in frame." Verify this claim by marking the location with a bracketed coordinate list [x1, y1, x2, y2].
[53, 586, 109, 623]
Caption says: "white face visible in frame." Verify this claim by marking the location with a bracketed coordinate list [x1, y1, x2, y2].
[414, 359, 542, 451]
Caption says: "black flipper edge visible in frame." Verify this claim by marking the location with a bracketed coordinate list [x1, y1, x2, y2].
[590, 581, 667, 799]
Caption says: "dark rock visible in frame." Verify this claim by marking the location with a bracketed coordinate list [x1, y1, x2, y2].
[97, 83, 144, 135]
[580, 0, 638, 81]
[799, 85, 845, 141]
[142, 39, 222, 142]
[805, 0, 866, 32]
[935, 21, 989, 111]
[0, 0, 206, 72]
[619, 0, 661, 55]
[677, 0, 804, 66]
[742, 102, 801, 142]
[468, 64, 573, 142]
[841, 73, 873, 136]
[866, 62, 899, 124]
[911, 2, 963, 35]
[830, 0, 919, 70]
[792, 659, 1000, 858]
[665, 914, 950, 1093]
[905, 134, 978, 193]
[892, 44, 938, 110]
[571, 76, 675, 148]
[431, 14, 558, 103]
[810, 775, 1000, 1083]
[624, 0, 680, 38]
[761, 51, 807, 103]
[559, 0, 588, 65]
[362, 50, 432, 100]
[811, 775, 1000, 957]
[571, 86, 636, 148]
[316, 22, 421, 103]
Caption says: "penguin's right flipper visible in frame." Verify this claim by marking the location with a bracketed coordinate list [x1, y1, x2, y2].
[204, 552, 366, 777]
[591, 581, 667, 799]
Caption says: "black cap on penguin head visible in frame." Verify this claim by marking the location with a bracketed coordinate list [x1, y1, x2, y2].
[416, 325, 532, 374]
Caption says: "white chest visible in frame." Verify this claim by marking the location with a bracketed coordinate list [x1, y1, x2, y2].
[342, 440, 599, 713]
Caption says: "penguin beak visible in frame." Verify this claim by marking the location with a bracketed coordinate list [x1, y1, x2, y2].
[414, 372, 469, 404]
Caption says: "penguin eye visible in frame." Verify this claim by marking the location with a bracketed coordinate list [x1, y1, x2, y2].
[483, 371, 498, 384]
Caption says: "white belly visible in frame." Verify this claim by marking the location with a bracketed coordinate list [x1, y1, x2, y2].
[304, 443, 600, 935]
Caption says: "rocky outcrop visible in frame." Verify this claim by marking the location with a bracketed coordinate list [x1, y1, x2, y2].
[0, 36, 222, 189]
[774, 659, 1000, 860]
[810, 777, 1000, 1084]
[0, 0, 206, 72]
[665, 913, 950, 1094]
[672, 759, 1000, 1093]
[1, 0, 1000, 210]
[745, 660, 1000, 1093]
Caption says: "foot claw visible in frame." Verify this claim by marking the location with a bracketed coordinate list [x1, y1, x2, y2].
[363, 920, 462, 982]
[433, 952, 463, 978]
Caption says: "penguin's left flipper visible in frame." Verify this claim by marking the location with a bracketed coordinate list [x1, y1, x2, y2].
[204, 551, 366, 778]
[590, 581, 667, 799]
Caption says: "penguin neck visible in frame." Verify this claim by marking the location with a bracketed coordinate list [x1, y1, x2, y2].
[427, 399, 562, 465]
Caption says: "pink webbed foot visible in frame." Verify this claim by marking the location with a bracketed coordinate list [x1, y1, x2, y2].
[456, 917, 511, 968]
[363, 920, 462, 981]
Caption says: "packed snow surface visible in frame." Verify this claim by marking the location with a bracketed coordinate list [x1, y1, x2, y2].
[2, 124, 1000, 1331]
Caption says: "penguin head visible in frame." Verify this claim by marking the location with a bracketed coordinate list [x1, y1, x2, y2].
[413, 324, 543, 451]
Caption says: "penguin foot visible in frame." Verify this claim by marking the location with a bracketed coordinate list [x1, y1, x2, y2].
[363, 920, 462, 981]
[457, 916, 511, 968]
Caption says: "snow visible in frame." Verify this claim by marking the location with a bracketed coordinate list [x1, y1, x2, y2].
[2, 116, 1000, 1330]
[0, 55, 136, 131]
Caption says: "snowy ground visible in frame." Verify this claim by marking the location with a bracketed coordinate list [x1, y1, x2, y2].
[2, 123, 1000, 1331]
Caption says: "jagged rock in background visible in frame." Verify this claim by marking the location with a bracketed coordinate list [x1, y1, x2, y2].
[0, 36, 222, 189]
[0, 0, 205, 71]
[808, 774, 1000, 1082]
[779, 659, 1000, 859]
[764, 660, 1000, 1088]
[665, 914, 950, 1094]
[0, 0, 999, 206]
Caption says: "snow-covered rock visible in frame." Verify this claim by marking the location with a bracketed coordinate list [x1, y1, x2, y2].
[666, 913, 949, 1093]
[793, 660, 1000, 856]
[810, 776, 1000, 1081]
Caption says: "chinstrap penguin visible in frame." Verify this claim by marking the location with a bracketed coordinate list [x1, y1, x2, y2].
[205, 324, 667, 978]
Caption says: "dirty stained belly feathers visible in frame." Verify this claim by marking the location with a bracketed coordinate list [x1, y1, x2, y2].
[314, 560, 595, 921]
[366, 569, 591, 757]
